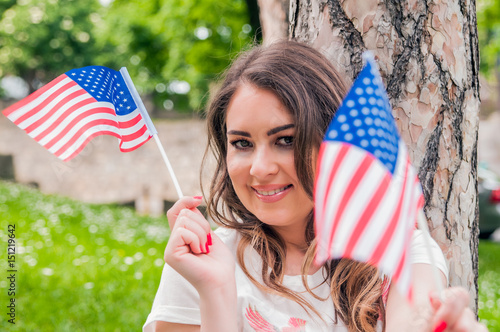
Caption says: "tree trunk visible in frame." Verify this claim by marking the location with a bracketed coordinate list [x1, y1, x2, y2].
[289, 0, 481, 312]
[257, 0, 290, 44]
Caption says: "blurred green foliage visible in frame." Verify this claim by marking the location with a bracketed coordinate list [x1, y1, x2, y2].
[0, 180, 169, 330]
[0, 0, 254, 113]
[0, 0, 102, 85]
[478, 240, 500, 331]
[477, 0, 500, 78]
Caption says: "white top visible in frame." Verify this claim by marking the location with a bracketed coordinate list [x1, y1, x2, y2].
[143, 227, 448, 332]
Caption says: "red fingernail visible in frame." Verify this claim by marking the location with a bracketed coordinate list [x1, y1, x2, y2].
[207, 233, 212, 246]
[433, 321, 447, 332]
[193, 196, 202, 200]
[205, 242, 210, 254]
[199, 244, 204, 253]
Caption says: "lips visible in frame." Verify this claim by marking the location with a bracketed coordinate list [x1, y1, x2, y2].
[251, 184, 293, 203]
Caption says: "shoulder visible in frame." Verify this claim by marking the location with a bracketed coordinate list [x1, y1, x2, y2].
[410, 229, 449, 283]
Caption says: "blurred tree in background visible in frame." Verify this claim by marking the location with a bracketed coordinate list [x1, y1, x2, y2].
[2, 0, 496, 113]
[477, 0, 500, 77]
[0, 0, 255, 114]
[0, 0, 103, 94]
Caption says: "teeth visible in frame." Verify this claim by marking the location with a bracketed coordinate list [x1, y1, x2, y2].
[255, 185, 290, 196]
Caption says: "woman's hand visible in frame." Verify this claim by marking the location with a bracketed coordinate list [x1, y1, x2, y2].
[386, 264, 488, 332]
[429, 287, 488, 332]
[163, 196, 238, 332]
[164, 196, 236, 294]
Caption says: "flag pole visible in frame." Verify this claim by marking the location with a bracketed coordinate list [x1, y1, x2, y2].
[152, 133, 184, 199]
[119, 67, 184, 199]
[416, 210, 444, 294]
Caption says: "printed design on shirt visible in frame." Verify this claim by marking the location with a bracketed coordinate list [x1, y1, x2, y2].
[245, 305, 307, 332]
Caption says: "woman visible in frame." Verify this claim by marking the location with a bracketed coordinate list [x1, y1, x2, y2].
[144, 41, 486, 332]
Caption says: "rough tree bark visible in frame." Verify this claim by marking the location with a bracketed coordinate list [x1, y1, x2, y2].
[288, 0, 481, 311]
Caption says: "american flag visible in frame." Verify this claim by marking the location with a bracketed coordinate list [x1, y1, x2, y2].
[2, 66, 154, 161]
[314, 53, 423, 299]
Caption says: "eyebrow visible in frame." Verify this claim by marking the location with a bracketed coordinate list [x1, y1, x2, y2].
[227, 124, 295, 137]
[226, 130, 251, 137]
[267, 124, 294, 136]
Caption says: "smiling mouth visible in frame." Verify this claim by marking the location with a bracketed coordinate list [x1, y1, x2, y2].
[253, 184, 293, 196]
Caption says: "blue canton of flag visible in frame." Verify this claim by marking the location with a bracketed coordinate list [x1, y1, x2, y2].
[324, 63, 400, 174]
[3, 66, 154, 161]
[314, 52, 424, 301]
[66, 66, 137, 117]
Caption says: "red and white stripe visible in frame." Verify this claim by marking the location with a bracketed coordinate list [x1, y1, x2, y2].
[3, 74, 151, 161]
[314, 141, 422, 298]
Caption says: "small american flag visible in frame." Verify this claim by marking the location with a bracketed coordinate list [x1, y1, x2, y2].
[2, 66, 154, 161]
[314, 53, 423, 298]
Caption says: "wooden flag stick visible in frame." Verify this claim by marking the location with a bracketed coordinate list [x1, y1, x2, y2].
[416, 210, 444, 294]
[119, 67, 184, 199]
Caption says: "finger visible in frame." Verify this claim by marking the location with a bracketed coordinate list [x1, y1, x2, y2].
[174, 212, 210, 253]
[178, 208, 212, 234]
[164, 227, 204, 264]
[187, 210, 213, 250]
[448, 308, 476, 332]
[166, 196, 203, 229]
[430, 287, 470, 331]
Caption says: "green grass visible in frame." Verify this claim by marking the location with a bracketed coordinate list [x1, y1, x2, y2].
[0, 180, 169, 331]
[0, 180, 499, 330]
[478, 240, 500, 331]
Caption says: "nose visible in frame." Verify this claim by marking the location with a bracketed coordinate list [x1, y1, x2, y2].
[249, 146, 279, 179]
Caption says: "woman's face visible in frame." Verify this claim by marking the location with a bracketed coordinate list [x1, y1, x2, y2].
[225, 83, 314, 231]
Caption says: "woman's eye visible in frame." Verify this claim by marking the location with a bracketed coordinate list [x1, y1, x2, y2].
[277, 136, 294, 146]
[230, 139, 252, 149]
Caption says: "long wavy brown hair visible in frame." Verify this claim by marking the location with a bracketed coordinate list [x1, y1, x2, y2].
[201, 40, 385, 331]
